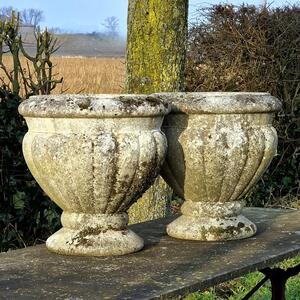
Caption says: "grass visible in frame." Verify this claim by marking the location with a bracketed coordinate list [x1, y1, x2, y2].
[1, 56, 125, 95]
[185, 256, 300, 300]
[52, 56, 125, 94]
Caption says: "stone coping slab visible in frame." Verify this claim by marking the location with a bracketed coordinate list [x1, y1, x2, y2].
[1, 208, 300, 299]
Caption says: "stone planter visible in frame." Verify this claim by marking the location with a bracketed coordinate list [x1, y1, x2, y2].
[156, 92, 281, 241]
[19, 94, 169, 256]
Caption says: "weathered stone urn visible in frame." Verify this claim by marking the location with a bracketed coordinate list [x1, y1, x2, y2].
[19, 94, 169, 256]
[156, 92, 282, 241]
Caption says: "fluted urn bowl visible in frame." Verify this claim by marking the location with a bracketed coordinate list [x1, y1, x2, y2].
[156, 92, 282, 241]
[19, 94, 169, 256]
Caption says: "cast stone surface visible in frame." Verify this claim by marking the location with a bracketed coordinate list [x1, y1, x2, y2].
[155, 92, 282, 241]
[18, 94, 169, 256]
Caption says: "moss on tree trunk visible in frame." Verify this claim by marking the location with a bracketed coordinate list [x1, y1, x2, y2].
[126, 0, 189, 223]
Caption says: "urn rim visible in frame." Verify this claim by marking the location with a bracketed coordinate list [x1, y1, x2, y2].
[153, 92, 282, 114]
[18, 94, 170, 118]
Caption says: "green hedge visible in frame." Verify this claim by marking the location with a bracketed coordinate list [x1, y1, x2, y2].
[0, 89, 61, 251]
[0, 14, 63, 251]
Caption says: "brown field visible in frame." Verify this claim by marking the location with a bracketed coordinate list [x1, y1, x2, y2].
[1, 56, 125, 95]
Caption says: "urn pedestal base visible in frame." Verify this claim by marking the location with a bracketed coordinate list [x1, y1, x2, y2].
[46, 212, 144, 256]
[167, 201, 257, 241]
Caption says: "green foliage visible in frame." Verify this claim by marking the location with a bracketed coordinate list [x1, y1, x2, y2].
[186, 256, 300, 300]
[0, 12, 62, 251]
[186, 4, 299, 208]
[0, 89, 61, 251]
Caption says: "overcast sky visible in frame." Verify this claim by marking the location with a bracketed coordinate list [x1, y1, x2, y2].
[1, 0, 295, 35]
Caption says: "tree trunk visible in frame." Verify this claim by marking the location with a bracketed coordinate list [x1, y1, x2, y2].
[126, 0, 189, 223]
